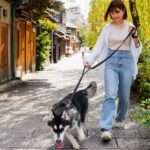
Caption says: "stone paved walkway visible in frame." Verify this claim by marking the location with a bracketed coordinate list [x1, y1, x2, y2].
[0, 52, 150, 150]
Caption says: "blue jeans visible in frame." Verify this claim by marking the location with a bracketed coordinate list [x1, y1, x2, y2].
[100, 49, 134, 131]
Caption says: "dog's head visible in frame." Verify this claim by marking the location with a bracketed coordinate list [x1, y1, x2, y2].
[48, 109, 71, 149]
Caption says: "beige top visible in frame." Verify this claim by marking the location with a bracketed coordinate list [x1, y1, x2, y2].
[108, 21, 131, 50]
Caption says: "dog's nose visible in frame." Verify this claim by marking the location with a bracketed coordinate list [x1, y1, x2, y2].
[56, 139, 61, 143]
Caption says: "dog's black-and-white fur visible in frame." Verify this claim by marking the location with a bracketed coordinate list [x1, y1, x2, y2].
[48, 81, 97, 149]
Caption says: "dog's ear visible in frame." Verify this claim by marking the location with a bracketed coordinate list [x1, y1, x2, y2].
[61, 111, 69, 120]
[51, 109, 56, 117]
[48, 120, 53, 126]
[52, 108, 64, 118]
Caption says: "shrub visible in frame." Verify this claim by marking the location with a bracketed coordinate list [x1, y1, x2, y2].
[138, 38, 150, 101]
[36, 18, 57, 70]
[131, 98, 150, 127]
[36, 31, 51, 70]
[131, 38, 150, 127]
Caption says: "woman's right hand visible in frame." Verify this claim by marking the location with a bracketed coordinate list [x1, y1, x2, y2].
[84, 61, 92, 69]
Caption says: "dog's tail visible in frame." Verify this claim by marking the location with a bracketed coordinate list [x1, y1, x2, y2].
[80, 82, 97, 123]
[86, 81, 97, 98]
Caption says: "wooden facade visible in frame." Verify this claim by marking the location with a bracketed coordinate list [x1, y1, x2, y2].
[0, 0, 37, 84]
[0, 0, 11, 84]
[15, 19, 36, 77]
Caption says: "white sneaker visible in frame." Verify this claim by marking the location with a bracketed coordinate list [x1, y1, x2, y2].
[114, 122, 124, 128]
[101, 129, 112, 141]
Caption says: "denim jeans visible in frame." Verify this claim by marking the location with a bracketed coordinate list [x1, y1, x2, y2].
[100, 49, 134, 131]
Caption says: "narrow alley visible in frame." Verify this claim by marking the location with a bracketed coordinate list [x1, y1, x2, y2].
[0, 52, 150, 149]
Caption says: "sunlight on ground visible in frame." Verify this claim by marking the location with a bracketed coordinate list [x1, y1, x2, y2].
[52, 52, 84, 71]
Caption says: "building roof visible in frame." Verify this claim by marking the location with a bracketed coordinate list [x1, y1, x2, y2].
[66, 23, 78, 29]
[43, 11, 58, 23]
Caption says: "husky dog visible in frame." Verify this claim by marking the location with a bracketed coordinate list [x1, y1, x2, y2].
[48, 81, 97, 149]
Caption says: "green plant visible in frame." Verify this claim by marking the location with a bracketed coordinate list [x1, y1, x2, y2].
[137, 38, 150, 101]
[131, 34, 150, 128]
[38, 19, 57, 31]
[78, 26, 87, 47]
[36, 31, 51, 70]
[131, 99, 150, 127]
[36, 18, 57, 70]
[140, 98, 150, 109]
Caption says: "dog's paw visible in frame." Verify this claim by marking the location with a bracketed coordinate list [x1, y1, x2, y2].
[72, 143, 80, 150]
[78, 132, 86, 141]
[78, 135, 86, 141]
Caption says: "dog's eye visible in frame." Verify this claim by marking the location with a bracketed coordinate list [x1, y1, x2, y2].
[59, 125, 63, 129]
[54, 125, 57, 130]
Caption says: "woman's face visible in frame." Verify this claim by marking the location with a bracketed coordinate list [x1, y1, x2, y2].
[110, 7, 124, 22]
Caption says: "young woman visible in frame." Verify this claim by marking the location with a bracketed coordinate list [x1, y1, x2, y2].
[84, 0, 142, 141]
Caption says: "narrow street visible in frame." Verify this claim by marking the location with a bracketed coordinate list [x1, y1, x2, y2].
[0, 51, 150, 150]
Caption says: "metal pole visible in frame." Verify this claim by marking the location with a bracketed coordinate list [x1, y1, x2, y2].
[10, 1, 16, 79]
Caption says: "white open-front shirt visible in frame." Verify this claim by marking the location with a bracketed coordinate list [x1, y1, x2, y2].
[84, 22, 142, 85]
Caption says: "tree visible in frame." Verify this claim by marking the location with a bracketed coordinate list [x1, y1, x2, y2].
[23, 0, 64, 21]
[86, 0, 110, 47]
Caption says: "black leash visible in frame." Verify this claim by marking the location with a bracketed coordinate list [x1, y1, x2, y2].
[70, 28, 135, 101]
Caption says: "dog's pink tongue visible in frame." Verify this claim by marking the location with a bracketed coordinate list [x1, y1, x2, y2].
[55, 142, 64, 149]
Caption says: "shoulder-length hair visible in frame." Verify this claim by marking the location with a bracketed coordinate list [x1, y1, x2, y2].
[104, 0, 128, 21]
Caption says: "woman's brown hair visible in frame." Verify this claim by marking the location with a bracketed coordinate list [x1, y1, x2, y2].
[104, 0, 127, 21]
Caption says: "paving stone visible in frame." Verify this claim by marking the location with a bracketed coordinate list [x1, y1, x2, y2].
[113, 129, 141, 138]
[84, 127, 100, 137]
[0, 137, 30, 148]
[139, 130, 150, 138]
[0, 123, 16, 130]
[80, 136, 117, 149]
[0, 137, 54, 148]
[32, 129, 52, 138]
[11, 149, 47, 150]
[87, 117, 99, 123]
[0, 129, 36, 139]
[11, 149, 46, 150]
[117, 138, 150, 149]
[0, 148, 11, 150]
[128, 149, 150, 150]
[1, 115, 33, 124]
[13, 115, 48, 130]
[125, 120, 149, 130]
[83, 126, 116, 139]
[86, 149, 128, 150]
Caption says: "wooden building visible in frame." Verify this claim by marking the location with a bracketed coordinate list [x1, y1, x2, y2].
[0, 0, 36, 84]
[0, 0, 11, 84]
[15, 11, 36, 77]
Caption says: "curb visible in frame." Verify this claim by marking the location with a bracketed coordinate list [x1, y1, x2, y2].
[0, 79, 23, 92]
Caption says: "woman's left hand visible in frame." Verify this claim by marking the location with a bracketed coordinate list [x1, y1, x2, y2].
[129, 26, 140, 47]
